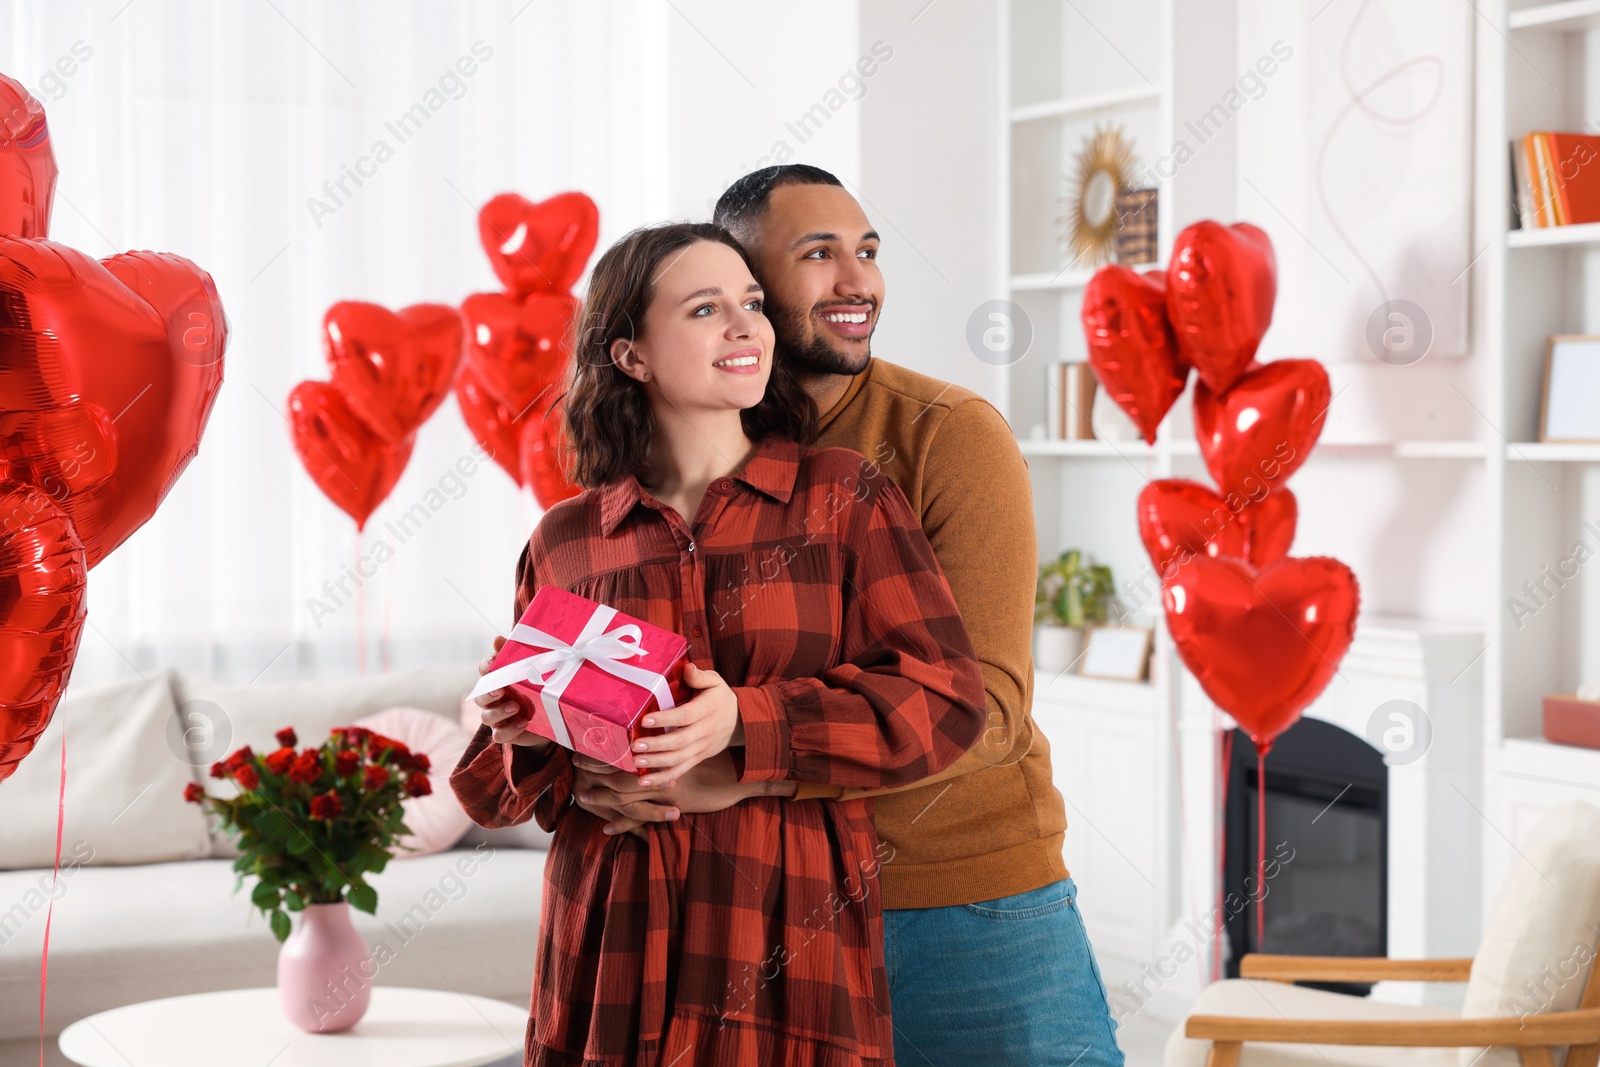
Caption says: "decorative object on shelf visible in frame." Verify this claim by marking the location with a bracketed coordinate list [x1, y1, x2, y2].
[1543, 692, 1600, 751]
[1034, 550, 1117, 674]
[1114, 187, 1159, 265]
[1080, 626, 1153, 682]
[1540, 336, 1600, 442]
[1081, 265, 1188, 444]
[184, 724, 435, 1032]
[1060, 124, 1138, 268]
[1045, 361, 1098, 440]
[1511, 132, 1600, 229]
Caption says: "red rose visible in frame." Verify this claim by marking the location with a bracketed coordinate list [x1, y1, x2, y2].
[404, 772, 431, 798]
[275, 727, 298, 749]
[288, 750, 322, 785]
[209, 760, 227, 780]
[184, 782, 206, 804]
[363, 764, 389, 790]
[408, 752, 432, 774]
[309, 790, 343, 820]
[223, 745, 254, 772]
[334, 750, 360, 777]
[263, 747, 295, 775]
[235, 764, 260, 791]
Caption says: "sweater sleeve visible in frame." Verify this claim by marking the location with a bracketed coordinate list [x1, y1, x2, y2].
[730, 469, 988, 788]
[448, 537, 576, 832]
[790, 398, 1038, 801]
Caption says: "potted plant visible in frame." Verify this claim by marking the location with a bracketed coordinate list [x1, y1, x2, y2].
[1034, 549, 1117, 673]
[183, 724, 432, 1033]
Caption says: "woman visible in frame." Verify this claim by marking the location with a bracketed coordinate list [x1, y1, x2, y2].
[450, 221, 986, 1067]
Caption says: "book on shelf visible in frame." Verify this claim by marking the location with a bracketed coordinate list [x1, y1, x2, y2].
[1510, 131, 1600, 229]
[1045, 360, 1098, 440]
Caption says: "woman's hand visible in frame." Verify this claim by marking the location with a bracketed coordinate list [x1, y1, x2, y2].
[629, 662, 742, 788]
[477, 635, 551, 749]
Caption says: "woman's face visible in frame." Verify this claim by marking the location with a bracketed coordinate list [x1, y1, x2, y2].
[619, 239, 775, 417]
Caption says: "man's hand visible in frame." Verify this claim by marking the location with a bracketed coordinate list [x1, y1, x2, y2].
[573, 750, 772, 836]
[476, 635, 551, 749]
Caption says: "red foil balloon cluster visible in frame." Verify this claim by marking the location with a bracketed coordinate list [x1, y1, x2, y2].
[0, 78, 228, 783]
[456, 192, 595, 508]
[1081, 220, 1359, 752]
[288, 302, 464, 530]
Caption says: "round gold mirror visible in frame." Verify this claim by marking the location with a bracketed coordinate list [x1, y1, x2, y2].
[1061, 125, 1137, 268]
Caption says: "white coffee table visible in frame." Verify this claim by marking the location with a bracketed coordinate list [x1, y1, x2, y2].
[58, 986, 528, 1067]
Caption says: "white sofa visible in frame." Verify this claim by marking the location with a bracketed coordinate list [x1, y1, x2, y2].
[0, 665, 548, 1061]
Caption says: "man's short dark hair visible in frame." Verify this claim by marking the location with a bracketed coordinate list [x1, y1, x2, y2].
[712, 164, 844, 244]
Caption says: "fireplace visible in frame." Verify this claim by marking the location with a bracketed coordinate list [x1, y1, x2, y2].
[1223, 719, 1389, 994]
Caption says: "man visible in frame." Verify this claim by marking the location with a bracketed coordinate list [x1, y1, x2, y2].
[547, 165, 1122, 1065]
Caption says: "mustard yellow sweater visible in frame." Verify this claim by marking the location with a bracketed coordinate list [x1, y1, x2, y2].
[800, 357, 1068, 909]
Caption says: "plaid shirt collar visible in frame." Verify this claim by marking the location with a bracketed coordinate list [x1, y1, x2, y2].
[597, 435, 804, 536]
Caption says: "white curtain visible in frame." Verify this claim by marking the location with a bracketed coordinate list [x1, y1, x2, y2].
[0, 0, 671, 687]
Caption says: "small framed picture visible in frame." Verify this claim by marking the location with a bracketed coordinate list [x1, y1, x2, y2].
[1541, 336, 1600, 442]
[1079, 625, 1153, 682]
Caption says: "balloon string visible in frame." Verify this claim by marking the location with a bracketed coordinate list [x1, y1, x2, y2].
[354, 530, 366, 675]
[37, 726, 65, 1067]
[382, 549, 393, 673]
[1215, 726, 1234, 981]
[1256, 742, 1271, 953]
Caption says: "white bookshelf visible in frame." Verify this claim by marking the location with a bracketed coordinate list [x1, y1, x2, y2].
[1482, 0, 1600, 915]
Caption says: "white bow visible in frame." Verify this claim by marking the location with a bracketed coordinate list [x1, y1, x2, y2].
[468, 603, 677, 749]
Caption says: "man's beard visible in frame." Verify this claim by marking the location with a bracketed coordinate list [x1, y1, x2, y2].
[768, 298, 873, 377]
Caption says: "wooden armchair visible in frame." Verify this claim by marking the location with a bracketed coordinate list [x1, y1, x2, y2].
[1183, 953, 1600, 1067]
[1165, 801, 1600, 1067]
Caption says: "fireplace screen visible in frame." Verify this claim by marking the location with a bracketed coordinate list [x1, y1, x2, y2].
[1224, 719, 1388, 995]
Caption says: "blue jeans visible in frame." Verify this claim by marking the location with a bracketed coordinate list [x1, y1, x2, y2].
[883, 878, 1124, 1066]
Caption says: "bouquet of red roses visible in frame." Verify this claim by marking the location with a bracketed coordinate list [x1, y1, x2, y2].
[183, 725, 432, 942]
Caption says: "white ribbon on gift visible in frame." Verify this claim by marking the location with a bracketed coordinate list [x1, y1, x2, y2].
[467, 603, 677, 749]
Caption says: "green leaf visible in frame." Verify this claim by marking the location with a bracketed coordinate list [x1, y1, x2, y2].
[284, 888, 305, 912]
[286, 829, 314, 855]
[251, 880, 281, 911]
[346, 882, 378, 915]
[270, 908, 292, 942]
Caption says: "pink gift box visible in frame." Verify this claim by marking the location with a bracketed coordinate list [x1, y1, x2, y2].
[470, 586, 689, 772]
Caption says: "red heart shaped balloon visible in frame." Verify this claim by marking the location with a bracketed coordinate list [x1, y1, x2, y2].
[288, 380, 414, 530]
[1194, 358, 1330, 499]
[1137, 479, 1249, 576]
[454, 361, 528, 486]
[460, 291, 576, 410]
[1167, 221, 1276, 393]
[324, 301, 464, 444]
[0, 481, 87, 784]
[518, 401, 580, 510]
[1243, 487, 1297, 568]
[0, 239, 227, 568]
[478, 192, 598, 298]
[1082, 266, 1188, 445]
[1163, 554, 1359, 748]
[0, 74, 57, 238]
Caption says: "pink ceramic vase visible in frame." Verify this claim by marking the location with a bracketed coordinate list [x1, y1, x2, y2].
[277, 901, 374, 1032]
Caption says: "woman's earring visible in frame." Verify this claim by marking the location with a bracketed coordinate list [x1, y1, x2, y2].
[641, 370, 651, 382]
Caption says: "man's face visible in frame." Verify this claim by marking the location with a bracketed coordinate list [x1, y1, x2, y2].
[743, 183, 883, 377]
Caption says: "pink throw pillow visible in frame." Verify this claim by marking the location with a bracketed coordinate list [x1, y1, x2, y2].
[353, 706, 473, 858]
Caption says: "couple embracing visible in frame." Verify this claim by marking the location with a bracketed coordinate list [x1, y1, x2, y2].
[450, 166, 1124, 1067]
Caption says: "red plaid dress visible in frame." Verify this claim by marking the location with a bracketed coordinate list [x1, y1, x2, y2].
[450, 435, 987, 1067]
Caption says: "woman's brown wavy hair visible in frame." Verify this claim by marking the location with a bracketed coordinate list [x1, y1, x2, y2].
[562, 222, 818, 489]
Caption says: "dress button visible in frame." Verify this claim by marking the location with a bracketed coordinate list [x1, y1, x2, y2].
[688, 540, 696, 552]
[692, 625, 704, 638]
[717, 478, 734, 492]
